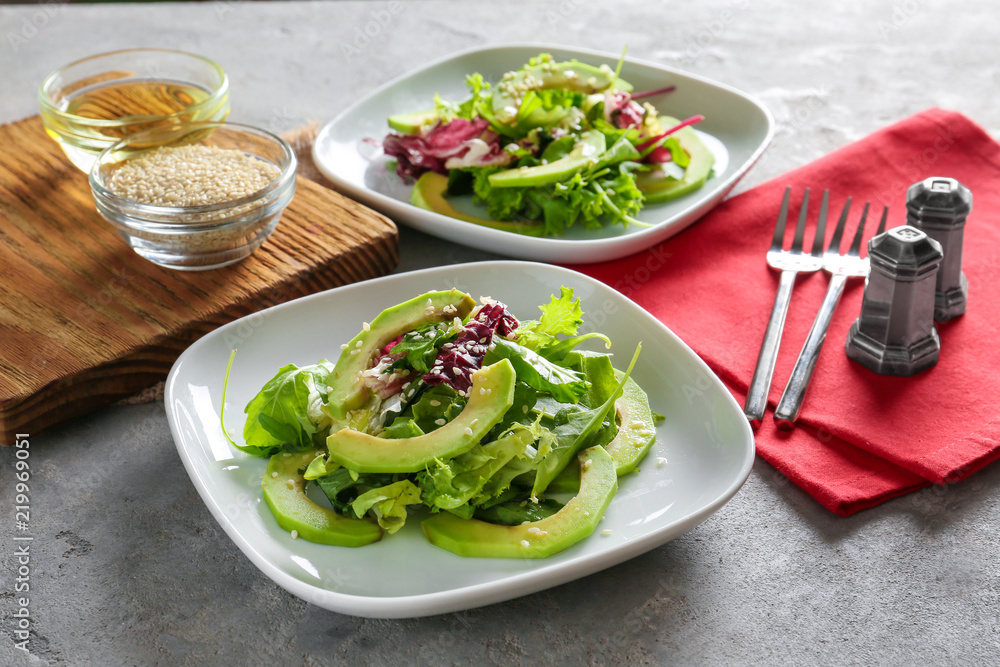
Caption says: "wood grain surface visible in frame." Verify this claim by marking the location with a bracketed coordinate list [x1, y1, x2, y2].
[0, 116, 398, 445]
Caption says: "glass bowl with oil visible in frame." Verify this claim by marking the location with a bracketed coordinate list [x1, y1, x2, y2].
[90, 122, 297, 271]
[39, 49, 230, 172]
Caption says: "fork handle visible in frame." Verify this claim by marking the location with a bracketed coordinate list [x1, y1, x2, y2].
[744, 270, 797, 428]
[774, 274, 848, 428]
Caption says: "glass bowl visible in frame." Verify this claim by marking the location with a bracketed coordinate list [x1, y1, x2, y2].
[39, 48, 230, 172]
[90, 122, 297, 271]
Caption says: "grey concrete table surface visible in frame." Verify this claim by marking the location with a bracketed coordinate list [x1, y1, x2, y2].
[1, 1, 999, 665]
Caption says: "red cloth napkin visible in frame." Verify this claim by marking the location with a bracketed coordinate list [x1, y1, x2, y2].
[570, 108, 1000, 516]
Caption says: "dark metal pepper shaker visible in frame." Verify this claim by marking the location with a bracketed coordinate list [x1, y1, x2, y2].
[905, 177, 971, 321]
[845, 225, 943, 376]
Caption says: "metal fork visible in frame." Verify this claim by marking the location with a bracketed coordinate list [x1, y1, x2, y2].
[773, 203, 889, 428]
[744, 187, 830, 429]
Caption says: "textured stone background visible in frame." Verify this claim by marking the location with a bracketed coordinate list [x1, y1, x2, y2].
[1, 1, 999, 664]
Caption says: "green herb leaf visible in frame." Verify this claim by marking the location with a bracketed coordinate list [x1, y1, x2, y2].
[387, 323, 455, 374]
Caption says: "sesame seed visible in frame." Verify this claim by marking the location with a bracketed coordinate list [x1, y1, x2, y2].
[271, 471, 278, 478]
[291, 530, 299, 539]
[429, 400, 441, 407]
[601, 529, 613, 537]
[584, 511, 590, 517]
[363, 322, 370, 331]
[464, 427, 474, 436]
[657, 457, 667, 467]
[471, 418, 478, 426]
[285, 479, 295, 489]
[435, 418, 446, 426]
[350, 349, 360, 355]
[107, 144, 279, 208]
[480, 387, 487, 396]
[340, 343, 348, 350]
[582, 459, 592, 471]
[522, 405, 529, 414]
[355, 340, 363, 348]
[520, 539, 530, 547]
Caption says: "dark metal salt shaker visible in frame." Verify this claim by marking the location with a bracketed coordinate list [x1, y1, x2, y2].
[845, 226, 943, 376]
[905, 177, 971, 321]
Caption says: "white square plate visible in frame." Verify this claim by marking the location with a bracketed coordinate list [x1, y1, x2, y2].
[165, 262, 754, 618]
[312, 44, 773, 263]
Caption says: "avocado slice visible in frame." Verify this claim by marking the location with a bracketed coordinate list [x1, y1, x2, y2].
[327, 359, 516, 473]
[636, 116, 716, 203]
[411, 172, 545, 237]
[327, 290, 477, 419]
[547, 374, 658, 493]
[421, 444, 618, 558]
[388, 109, 438, 135]
[262, 449, 383, 547]
[487, 131, 606, 189]
[493, 58, 633, 122]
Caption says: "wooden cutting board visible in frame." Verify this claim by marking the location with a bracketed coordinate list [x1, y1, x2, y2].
[0, 116, 398, 445]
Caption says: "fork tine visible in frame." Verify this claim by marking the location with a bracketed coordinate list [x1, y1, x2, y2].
[847, 202, 870, 257]
[826, 197, 852, 254]
[790, 188, 810, 252]
[809, 189, 830, 257]
[770, 187, 792, 251]
[876, 206, 888, 235]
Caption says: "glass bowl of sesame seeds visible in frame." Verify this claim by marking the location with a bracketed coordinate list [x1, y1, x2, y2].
[90, 121, 297, 270]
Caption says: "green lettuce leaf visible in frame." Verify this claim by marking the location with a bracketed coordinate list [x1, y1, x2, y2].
[474, 424, 554, 507]
[381, 419, 424, 439]
[418, 425, 535, 513]
[466, 156, 645, 237]
[351, 480, 423, 534]
[303, 453, 338, 481]
[537, 332, 613, 361]
[538, 286, 583, 336]
[531, 343, 641, 497]
[486, 338, 588, 403]
[410, 384, 467, 432]
[241, 361, 335, 457]
[313, 468, 395, 516]
[473, 498, 563, 525]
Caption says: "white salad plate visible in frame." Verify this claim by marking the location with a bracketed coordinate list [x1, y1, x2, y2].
[313, 43, 774, 263]
[165, 262, 755, 618]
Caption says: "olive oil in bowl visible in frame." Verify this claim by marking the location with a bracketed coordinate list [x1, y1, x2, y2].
[39, 49, 229, 172]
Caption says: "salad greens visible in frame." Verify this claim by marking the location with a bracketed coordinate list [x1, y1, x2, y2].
[382, 52, 716, 237]
[224, 287, 660, 557]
